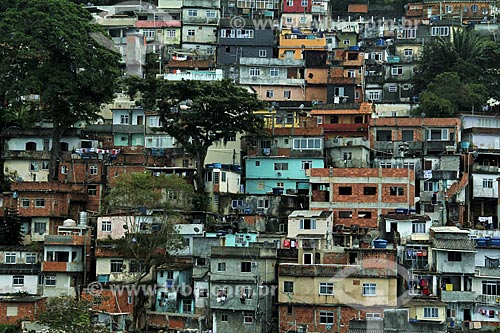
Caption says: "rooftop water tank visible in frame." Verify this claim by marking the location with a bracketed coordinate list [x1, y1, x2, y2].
[79, 211, 89, 226]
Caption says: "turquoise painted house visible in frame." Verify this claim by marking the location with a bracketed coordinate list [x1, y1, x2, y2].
[155, 266, 193, 314]
[245, 155, 324, 195]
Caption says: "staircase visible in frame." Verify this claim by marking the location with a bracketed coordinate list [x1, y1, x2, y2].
[445, 172, 468, 199]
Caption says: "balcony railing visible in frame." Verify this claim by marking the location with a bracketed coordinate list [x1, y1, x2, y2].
[42, 261, 84, 272]
[320, 123, 369, 132]
[0, 263, 41, 274]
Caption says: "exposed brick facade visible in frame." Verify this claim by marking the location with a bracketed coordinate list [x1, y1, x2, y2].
[0, 297, 46, 325]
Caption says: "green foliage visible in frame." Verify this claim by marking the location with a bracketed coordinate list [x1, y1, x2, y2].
[413, 72, 487, 117]
[126, 78, 264, 206]
[0, 0, 121, 178]
[0, 208, 24, 246]
[38, 296, 94, 333]
[413, 29, 500, 116]
[0, 324, 17, 333]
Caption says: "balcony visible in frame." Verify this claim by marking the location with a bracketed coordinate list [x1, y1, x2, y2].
[440, 290, 475, 303]
[473, 164, 500, 174]
[311, 5, 327, 13]
[183, 16, 218, 24]
[328, 76, 361, 85]
[365, 75, 384, 84]
[42, 261, 84, 272]
[112, 124, 145, 134]
[160, 70, 223, 82]
[476, 294, 500, 305]
[320, 123, 369, 132]
[2, 150, 51, 159]
[44, 235, 89, 246]
[183, 0, 220, 7]
[0, 263, 41, 274]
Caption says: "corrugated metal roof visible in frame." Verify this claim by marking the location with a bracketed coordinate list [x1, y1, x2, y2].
[432, 238, 476, 252]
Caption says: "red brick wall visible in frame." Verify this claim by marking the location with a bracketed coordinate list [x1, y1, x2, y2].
[279, 304, 369, 333]
[323, 252, 348, 264]
[0, 298, 46, 324]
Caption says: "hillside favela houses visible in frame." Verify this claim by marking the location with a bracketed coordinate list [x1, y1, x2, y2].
[1, 0, 500, 332]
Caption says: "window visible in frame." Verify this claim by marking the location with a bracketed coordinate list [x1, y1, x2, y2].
[398, 28, 416, 39]
[242, 287, 253, 299]
[293, 138, 321, 150]
[25, 142, 37, 151]
[13, 275, 24, 286]
[482, 281, 500, 295]
[412, 222, 426, 233]
[217, 262, 226, 272]
[391, 66, 403, 75]
[110, 259, 124, 273]
[21, 199, 30, 208]
[274, 162, 288, 170]
[6, 306, 18, 317]
[270, 67, 279, 77]
[30, 162, 39, 172]
[380, 162, 392, 169]
[286, 16, 293, 24]
[206, 10, 216, 17]
[301, 0, 308, 6]
[287, 306, 293, 315]
[424, 181, 437, 192]
[366, 313, 382, 320]
[232, 200, 243, 209]
[402, 130, 414, 142]
[34, 222, 46, 235]
[319, 311, 334, 324]
[287, 0, 293, 6]
[35, 199, 45, 208]
[302, 160, 312, 170]
[120, 114, 129, 124]
[243, 312, 253, 323]
[339, 211, 352, 218]
[368, 91, 381, 101]
[364, 187, 376, 195]
[445, 4, 452, 12]
[45, 274, 56, 286]
[319, 282, 334, 295]
[249, 67, 260, 77]
[26, 253, 37, 264]
[101, 220, 111, 232]
[299, 219, 316, 230]
[431, 26, 450, 36]
[427, 128, 449, 141]
[448, 252, 462, 262]
[241, 261, 252, 272]
[182, 299, 192, 313]
[358, 211, 372, 219]
[187, 9, 197, 16]
[284, 281, 294, 293]
[482, 7, 488, 14]
[5, 253, 16, 264]
[299, 16, 307, 24]
[317, 116, 323, 124]
[423, 307, 439, 318]
[187, 29, 196, 37]
[221, 314, 228, 322]
[390, 187, 404, 196]
[259, 49, 267, 57]
[284, 90, 291, 99]
[303, 253, 313, 264]
[266, 90, 274, 98]
[88, 185, 97, 196]
[166, 29, 176, 38]
[277, 182, 284, 187]
[483, 179, 493, 188]
[376, 130, 392, 141]
[347, 69, 356, 78]
[89, 165, 98, 175]
[363, 283, 376, 296]
[149, 116, 161, 127]
[471, 4, 478, 12]
[343, 39, 350, 45]
[236, 29, 254, 38]
[339, 186, 352, 195]
[257, 199, 269, 208]
[388, 85, 397, 93]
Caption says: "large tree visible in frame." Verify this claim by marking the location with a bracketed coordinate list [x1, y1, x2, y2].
[0, 208, 24, 246]
[126, 78, 264, 209]
[0, 0, 120, 180]
[103, 172, 193, 331]
[38, 296, 108, 333]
